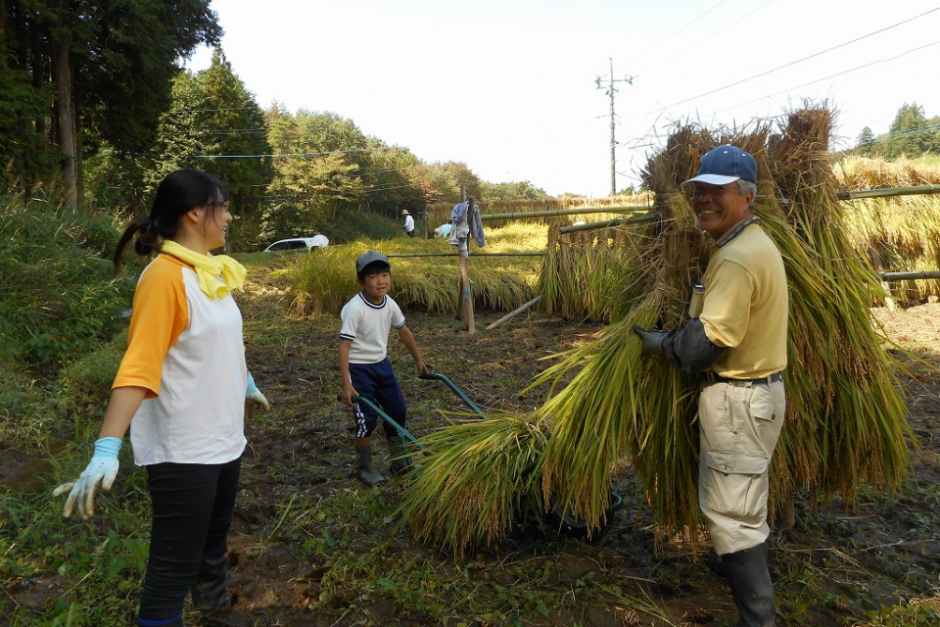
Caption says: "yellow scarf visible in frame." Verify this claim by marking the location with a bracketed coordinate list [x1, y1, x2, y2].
[160, 240, 246, 300]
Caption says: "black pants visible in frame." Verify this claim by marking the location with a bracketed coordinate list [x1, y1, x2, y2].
[137, 457, 241, 624]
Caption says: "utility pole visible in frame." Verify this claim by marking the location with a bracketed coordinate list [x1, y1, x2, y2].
[596, 58, 633, 197]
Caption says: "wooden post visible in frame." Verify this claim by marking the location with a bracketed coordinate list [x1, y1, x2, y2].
[458, 194, 475, 335]
[485, 295, 541, 330]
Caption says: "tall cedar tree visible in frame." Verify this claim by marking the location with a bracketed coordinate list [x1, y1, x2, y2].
[0, 0, 221, 201]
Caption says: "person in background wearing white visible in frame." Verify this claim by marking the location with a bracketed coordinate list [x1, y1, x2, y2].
[54, 169, 268, 627]
[401, 209, 415, 237]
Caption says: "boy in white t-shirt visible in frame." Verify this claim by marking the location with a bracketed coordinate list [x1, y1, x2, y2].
[339, 251, 428, 484]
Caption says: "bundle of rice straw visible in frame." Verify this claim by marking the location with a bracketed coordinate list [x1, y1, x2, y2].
[400, 106, 913, 554]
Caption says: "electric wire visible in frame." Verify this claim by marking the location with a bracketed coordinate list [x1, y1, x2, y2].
[642, 6, 940, 116]
[632, 0, 733, 63]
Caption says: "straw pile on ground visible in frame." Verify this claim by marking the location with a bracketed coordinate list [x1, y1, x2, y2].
[399, 107, 913, 556]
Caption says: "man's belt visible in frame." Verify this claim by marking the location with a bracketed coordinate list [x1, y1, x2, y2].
[705, 371, 783, 385]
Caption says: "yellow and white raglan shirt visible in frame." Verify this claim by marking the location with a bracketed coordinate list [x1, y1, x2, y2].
[112, 254, 247, 466]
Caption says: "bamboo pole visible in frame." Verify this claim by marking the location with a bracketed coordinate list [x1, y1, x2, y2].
[387, 252, 545, 258]
[880, 270, 940, 280]
[458, 195, 475, 335]
[485, 296, 542, 330]
[559, 213, 659, 233]
[836, 184, 940, 201]
[482, 205, 650, 221]
[555, 186, 940, 235]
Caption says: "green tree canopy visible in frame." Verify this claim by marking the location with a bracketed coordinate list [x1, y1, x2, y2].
[480, 180, 550, 202]
[884, 102, 929, 159]
[0, 0, 221, 198]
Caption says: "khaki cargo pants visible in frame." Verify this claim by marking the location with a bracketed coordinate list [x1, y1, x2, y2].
[698, 378, 785, 555]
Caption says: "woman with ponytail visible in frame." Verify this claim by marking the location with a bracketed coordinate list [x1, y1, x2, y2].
[54, 169, 263, 626]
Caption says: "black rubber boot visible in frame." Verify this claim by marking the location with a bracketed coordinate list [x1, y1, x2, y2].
[723, 541, 776, 627]
[137, 614, 185, 626]
[356, 445, 386, 485]
[705, 551, 729, 579]
[190, 551, 232, 614]
[386, 437, 412, 475]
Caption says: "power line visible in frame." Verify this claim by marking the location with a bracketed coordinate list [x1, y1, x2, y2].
[632, 0, 733, 63]
[660, 0, 777, 66]
[642, 6, 940, 116]
[702, 39, 940, 119]
[192, 147, 387, 159]
[167, 106, 262, 114]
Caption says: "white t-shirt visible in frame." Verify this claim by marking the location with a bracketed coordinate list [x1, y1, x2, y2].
[114, 255, 247, 466]
[339, 293, 406, 364]
[403, 215, 415, 232]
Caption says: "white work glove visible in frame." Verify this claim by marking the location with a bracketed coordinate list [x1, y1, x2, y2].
[52, 436, 122, 519]
[246, 371, 270, 411]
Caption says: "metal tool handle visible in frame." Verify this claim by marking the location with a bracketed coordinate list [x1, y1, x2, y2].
[336, 393, 425, 450]
[419, 372, 485, 416]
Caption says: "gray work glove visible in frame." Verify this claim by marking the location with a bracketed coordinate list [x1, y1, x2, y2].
[246, 371, 270, 411]
[52, 436, 122, 519]
[633, 325, 671, 355]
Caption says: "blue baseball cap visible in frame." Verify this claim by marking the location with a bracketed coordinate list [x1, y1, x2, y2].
[356, 250, 390, 276]
[682, 145, 757, 186]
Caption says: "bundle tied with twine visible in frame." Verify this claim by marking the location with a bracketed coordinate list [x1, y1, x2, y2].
[399, 107, 913, 555]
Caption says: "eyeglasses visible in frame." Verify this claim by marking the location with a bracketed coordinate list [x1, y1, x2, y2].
[689, 184, 738, 201]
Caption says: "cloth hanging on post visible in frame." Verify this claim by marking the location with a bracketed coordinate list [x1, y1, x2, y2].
[448, 201, 485, 249]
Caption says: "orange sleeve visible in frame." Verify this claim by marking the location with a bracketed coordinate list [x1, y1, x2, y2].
[112, 256, 190, 398]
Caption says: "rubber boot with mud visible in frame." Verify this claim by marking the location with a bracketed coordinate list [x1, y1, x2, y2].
[190, 550, 232, 614]
[386, 437, 412, 475]
[356, 444, 386, 485]
[723, 541, 776, 627]
[136, 614, 185, 627]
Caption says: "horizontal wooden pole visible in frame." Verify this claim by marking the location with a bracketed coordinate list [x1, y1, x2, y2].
[880, 270, 940, 280]
[837, 184, 940, 200]
[482, 205, 649, 221]
[559, 213, 659, 233]
[386, 252, 545, 258]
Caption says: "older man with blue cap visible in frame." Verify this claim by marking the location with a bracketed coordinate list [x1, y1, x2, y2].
[633, 145, 787, 626]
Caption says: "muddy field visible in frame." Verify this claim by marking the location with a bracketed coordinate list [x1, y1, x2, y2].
[3, 267, 940, 626]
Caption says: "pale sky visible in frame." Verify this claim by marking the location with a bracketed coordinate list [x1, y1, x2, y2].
[187, 0, 940, 197]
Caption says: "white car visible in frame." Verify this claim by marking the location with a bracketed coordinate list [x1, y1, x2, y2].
[263, 235, 329, 252]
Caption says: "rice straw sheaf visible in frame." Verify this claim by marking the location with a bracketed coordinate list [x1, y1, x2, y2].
[396, 413, 548, 556]
[536, 107, 912, 548]
[841, 195, 940, 304]
[399, 106, 914, 556]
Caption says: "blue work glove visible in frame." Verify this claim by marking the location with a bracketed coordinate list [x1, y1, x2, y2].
[52, 436, 122, 519]
[246, 371, 270, 411]
[633, 325, 671, 355]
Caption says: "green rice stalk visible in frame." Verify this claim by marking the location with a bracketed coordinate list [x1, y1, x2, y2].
[397, 414, 548, 556]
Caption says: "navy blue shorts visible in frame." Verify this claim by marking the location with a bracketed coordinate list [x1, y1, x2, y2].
[349, 358, 407, 439]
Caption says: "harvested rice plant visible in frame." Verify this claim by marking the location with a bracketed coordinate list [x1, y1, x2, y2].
[426, 194, 653, 230]
[399, 107, 916, 557]
[286, 223, 544, 316]
[836, 155, 940, 303]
